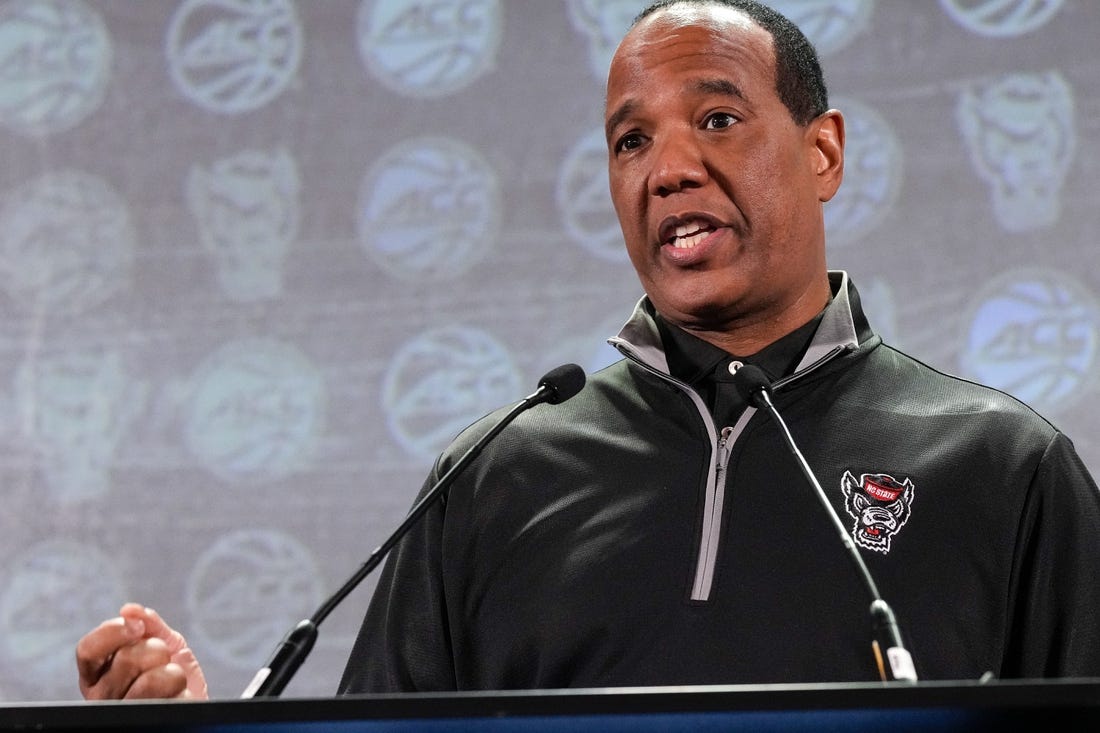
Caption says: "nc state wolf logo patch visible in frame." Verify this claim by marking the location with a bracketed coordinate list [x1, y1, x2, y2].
[841, 471, 914, 554]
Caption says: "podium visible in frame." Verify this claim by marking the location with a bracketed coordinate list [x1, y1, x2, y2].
[2, 679, 1099, 731]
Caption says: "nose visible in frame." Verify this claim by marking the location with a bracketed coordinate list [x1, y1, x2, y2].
[648, 130, 708, 196]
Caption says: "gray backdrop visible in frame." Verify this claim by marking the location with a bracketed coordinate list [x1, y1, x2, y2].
[0, 0, 1097, 701]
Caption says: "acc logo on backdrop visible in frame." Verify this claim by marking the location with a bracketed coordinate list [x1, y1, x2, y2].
[186, 148, 301, 302]
[769, 0, 874, 55]
[182, 337, 326, 484]
[358, 135, 500, 281]
[0, 170, 135, 314]
[823, 97, 902, 248]
[166, 0, 302, 114]
[556, 127, 625, 263]
[186, 529, 322, 669]
[382, 325, 522, 461]
[960, 268, 1098, 415]
[14, 348, 147, 503]
[564, 0, 640, 82]
[357, 0, 501, 98]
[0, 540, 123, 698]
[939, 0, 1064, 37]
[0, 0, 112, 136]
[956, 71, 1075, 234]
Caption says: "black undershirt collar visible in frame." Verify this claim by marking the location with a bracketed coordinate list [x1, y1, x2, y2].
[656, 311, 825, 427]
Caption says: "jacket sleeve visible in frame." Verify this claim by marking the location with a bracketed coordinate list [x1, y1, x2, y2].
[1002, 431, 1100, 678]
[336, 458, 458, 693]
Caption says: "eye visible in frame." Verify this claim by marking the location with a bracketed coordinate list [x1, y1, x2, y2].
[614, 132, 645, 154]
[704, 112, 738, 130]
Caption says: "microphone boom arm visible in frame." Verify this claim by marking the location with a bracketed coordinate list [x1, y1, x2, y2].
[754, 388, 882, 599]
[747, 374, 917, 684]
[240, 365, 585, 698]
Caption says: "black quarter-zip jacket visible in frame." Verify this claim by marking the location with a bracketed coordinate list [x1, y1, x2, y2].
[339, 271, 1100, 693]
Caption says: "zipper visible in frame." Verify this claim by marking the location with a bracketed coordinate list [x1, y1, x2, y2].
[716, 426, 734, 483]
[690, 344, 852, 601]
[690, 426, 735, 600]
[616, 340, 852, 602]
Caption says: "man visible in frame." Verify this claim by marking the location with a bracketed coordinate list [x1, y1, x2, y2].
[76, 0, 1100, 699]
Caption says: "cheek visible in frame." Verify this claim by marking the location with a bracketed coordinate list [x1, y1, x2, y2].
[740, 155, 815, 230]
[737, 146, 793, 194]
[609, 175, 645, 240]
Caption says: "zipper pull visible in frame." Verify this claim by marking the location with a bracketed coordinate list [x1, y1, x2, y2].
[716, 426, 734, 473]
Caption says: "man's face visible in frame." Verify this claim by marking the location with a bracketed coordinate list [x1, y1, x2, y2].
[604, 6, 843, 350]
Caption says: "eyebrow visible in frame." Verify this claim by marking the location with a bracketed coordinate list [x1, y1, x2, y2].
[604, 78, 747, 141]
[695, 77, 746, 101]
[605, 100, 637, 142]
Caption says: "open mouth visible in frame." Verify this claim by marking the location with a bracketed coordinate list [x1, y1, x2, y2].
[661, 217, 718, 249]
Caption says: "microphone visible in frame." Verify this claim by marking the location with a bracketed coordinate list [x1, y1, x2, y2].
[732, 364, 918, 683]
[240, 363, 587, 698]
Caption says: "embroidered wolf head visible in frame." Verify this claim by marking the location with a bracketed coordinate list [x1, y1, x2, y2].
[841, 471, 914, 553]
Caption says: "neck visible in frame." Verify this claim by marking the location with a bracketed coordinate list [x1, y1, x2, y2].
[671, 281, 832, 357]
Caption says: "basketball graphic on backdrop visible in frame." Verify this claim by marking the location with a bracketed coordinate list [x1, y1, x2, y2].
[357, 0, 501, 98]
[769, 0, 873, 55]
[0, 540, 122, 697]
[358, 136, 500, 282]
[186, 529, 322, 669]
[960, 269, 1098, 415]
[0, 0, 112, 136]
[183, 338, 326, 484]
[939, 0, 1064, 37]
[382, 325, 521, 461]
[166, 0, 302, 114]
[0, 170, 135, 315]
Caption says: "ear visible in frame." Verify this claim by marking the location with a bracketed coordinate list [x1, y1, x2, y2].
[808, 109, 844, 203]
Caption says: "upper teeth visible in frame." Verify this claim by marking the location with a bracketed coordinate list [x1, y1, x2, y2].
[672, 220, 710, 248]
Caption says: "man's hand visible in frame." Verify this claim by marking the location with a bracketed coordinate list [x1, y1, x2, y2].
[76, 603, 209, 700]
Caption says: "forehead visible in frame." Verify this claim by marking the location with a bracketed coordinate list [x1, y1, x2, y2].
[606, 6, 775, 102]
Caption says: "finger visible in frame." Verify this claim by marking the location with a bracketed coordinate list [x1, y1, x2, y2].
[170, 646, 210, 700]
[137, 607, 190, 655]
[75, 614, 146, 689]
[122, 606, 209, 700]
[81, 636, 174, 701]
[123, 662, 190, 700]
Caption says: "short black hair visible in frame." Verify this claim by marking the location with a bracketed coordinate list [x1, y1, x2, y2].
[633, 0, 828, 126]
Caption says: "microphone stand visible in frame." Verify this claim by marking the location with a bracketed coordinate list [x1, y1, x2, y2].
[737, 366, 917, 683]
[241, 365, 584, 698]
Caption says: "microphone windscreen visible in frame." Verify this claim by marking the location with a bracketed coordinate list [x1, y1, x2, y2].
[539, 363, 586, 404]
[731, 363, 772, 407]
